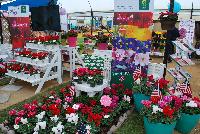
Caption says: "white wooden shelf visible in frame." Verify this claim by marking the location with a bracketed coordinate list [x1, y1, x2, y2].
[15, 59, 50, 68]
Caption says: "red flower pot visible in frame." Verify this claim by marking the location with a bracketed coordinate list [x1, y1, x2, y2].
[67, 37, 77, 47]
[98, 43, 108, 50]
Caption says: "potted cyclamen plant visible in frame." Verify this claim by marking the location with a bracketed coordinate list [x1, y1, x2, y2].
[96, 34, 109, 50]
[67, 30, 78, 47]
[141, 95, 182, 134]
[132, 73, 155, 112]
[175, 96, 200, 134]
[159, 11, 178, 30]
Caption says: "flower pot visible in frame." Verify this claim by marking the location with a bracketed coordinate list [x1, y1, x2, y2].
[144, 117, 176, 134]
[133, 93, 150, 112]
[175, 113, 200, 134]
[98, 43, 108, 50]
[160, 20, 176, 30]
[67, 37, 77, 47]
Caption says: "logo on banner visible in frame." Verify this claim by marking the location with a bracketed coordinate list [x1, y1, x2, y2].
[139, 0, 150, 10]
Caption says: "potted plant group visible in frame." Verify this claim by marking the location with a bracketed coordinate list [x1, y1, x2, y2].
[159, 11, 178, 30]
[96, 35, 109, 50]
[66, 30, 78, 47]
[175, 96, 200, 134]
[141, 95, 182, 134]
[72, 68, 104, 87]
[132, 73, 155, 112]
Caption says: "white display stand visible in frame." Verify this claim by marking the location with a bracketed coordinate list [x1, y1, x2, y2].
[6, 43, 62, 94]
[74, 54, 112, 97]
[61, 46, 85, 78]
[168, 41, 194, 87]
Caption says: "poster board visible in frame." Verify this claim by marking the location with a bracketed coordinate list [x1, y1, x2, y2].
[179, 19, 195, 44]
[148, 63, 165, 80]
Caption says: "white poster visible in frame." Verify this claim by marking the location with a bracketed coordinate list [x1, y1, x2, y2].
[179, 19, 195, 44]
[114, 0, 154, 12]
[8, 5, 30, 17]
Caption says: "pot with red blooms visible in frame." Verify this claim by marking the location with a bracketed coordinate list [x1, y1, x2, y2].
[141, 95, 182, 134]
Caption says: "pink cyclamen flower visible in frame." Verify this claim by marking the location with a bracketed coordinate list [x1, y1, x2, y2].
[100, 95, 112, 107]
[9, 109, 17, 116]
[65, 97, 73, 103]
[163, 96, 173, 103]
[158, 101, 167, 108]
[55, 98, 62, 104]
[141, 100, 152, 108]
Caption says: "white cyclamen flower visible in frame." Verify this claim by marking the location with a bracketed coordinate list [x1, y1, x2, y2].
[186, 101, 198, 108]
[72, 104, 80, 110]
[135, 78, 141, 85]
[21, 118, 28, 124]
[14, 124, 19, 130]
[37, 121, 46, 130]
[123, 95, 131, 103]
[52, 122, 64, 134]
[73, 76, 79, 80]
[66, 113, 79, 125]
[152, 105, 163, 114]
[88, 77, 93, 80]
[34, 125, 39, 132]
[36, 112, 45, 121]
[33, 132, 39, 134]
[104, 115, 110, 119]
[50, 115, 59, 123]
[49, 96, 54, 99]
[86, 125, 91, 130]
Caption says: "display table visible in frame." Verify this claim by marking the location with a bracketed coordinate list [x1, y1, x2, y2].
[74, 79, 109, 97]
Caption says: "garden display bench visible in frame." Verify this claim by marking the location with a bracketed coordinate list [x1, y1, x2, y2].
[74, 79, 109, 97]
[61, 46, 85, 78]
[6, 43, 62, 94]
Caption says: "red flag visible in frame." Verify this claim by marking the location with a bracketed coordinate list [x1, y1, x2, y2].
[133, 68, 141, 81]
[151, 89, 162, 99]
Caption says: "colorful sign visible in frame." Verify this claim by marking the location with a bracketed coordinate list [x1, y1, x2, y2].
[113, 12, 153, 27]
[9, 17, 31, 49]
[114, 0, 154, 12]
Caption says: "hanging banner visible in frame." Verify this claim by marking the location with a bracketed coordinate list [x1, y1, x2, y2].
[179, 19, 195, 44]
[114, 0, 154, 12]
[9, 17, 31, 49]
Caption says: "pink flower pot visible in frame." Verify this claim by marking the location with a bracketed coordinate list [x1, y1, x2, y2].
[98, 43, 108, 50]
[67, 37, 77, 47]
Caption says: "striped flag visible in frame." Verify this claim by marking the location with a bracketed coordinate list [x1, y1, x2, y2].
[168, 87, 175, 95]
[151, 89, 162, 99]
[69, 86, 75, 96]
[177, 81, 192, 96]
[133, 67, 141, 81]
[119, 76, 125, 82]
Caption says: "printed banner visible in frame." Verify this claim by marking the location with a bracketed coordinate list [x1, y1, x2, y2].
[179, 19, 195, 44]
[113, 12, 153, 27]
[8, 5, 30, 17]
[8, 17, 31, 49]
[114, 0, 154, 12]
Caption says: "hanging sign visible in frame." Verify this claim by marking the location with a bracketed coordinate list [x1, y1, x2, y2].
[8, 5, 30, 17]
[114, 0, 154, 12]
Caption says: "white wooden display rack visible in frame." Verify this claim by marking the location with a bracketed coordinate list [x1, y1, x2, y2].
[168, 40, 194, 87]
[61, 46, 85, 78]
[6, 43, 62, 94]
